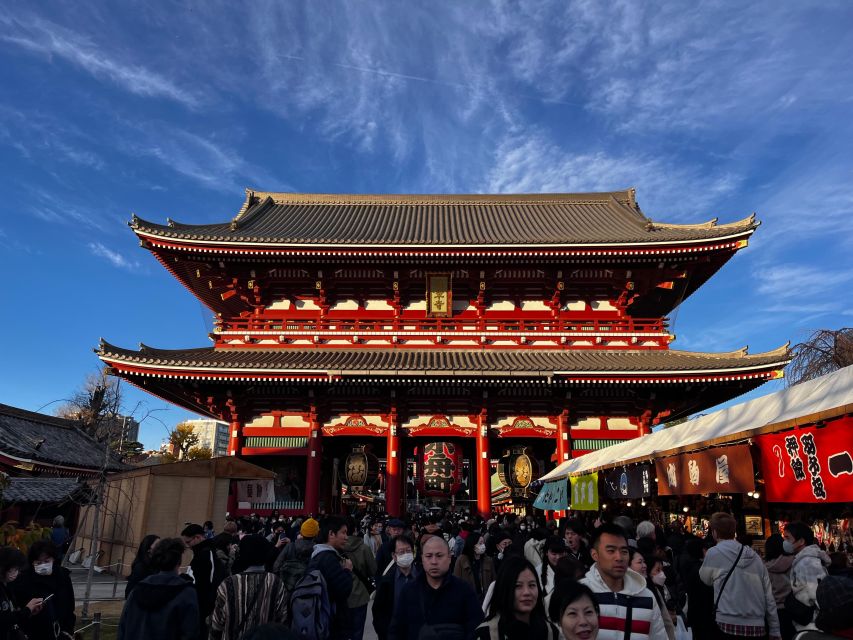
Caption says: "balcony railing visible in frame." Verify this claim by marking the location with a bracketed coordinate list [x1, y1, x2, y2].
[218, 316, 667, 335]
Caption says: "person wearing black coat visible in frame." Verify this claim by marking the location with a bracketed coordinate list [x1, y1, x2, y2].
[0, 547, 43, 640]
[118, 538, 199, 640]
[388, 536, 483, 640]
[182, 523, 225, 639]
[10, 540, 75, 640]
[125, 534, 160, 598]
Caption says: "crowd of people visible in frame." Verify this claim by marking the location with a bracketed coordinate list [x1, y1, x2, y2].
[0, 509, 850, 640]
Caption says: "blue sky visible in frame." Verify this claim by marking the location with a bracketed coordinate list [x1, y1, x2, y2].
[1, 2, 852, 450]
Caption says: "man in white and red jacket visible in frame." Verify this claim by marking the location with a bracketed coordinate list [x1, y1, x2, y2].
[581, 523, 668, 640]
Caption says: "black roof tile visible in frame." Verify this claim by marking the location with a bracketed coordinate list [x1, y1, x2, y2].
[0, 404, 126, 472]
[98, 343, 790, 377]
[131, 190, 757, 248]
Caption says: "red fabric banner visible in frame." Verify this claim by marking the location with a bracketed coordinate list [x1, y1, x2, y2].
[655, 444, 754, 496]
[757, 417, 853, 503]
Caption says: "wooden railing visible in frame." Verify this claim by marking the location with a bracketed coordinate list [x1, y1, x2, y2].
[218, 316, 667, 335]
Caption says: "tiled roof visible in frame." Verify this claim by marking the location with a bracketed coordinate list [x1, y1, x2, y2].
[99, 342, 790, 377]
[0, 404, 126, 472]
[1, 477, 88, 503]
[130, 189, 758, 248]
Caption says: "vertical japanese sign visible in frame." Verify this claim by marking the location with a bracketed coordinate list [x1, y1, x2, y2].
[427, 274, 451, 317]
[569, 473, 599, 510]
[655, 444, 754, 495]
[756, 417, 853, 503]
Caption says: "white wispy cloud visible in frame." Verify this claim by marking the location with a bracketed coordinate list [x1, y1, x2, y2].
[0, 11, 199, 107]
[0, 106, 104, 170]
[757, 264, 853, 300]
[124, 123, 287, 194]
[88, 242, 142, 271]
[483, 128, 741, 219]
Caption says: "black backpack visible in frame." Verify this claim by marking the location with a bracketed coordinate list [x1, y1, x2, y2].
[289, 569, 332, 640]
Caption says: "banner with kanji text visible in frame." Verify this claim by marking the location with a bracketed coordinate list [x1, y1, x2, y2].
[236, 479, 276, 503]
[756, 417, 853, 503]
[655, 444, 754, 496]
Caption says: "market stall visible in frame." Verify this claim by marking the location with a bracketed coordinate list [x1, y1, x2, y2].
[536, 366, 853, 545]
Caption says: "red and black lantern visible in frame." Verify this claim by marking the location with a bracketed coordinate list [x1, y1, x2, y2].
[418, 441, 463, 497]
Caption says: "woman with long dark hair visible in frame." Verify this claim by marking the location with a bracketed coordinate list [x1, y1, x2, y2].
[645, 554, 676, 640]
[476, 556, 558, 640]
[537, 537, 568, 605]
[125, 534, 160, 598]
[453, 533, 495, 601]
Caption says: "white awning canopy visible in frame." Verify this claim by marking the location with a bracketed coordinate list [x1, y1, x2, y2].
[540, 366, 853, 483]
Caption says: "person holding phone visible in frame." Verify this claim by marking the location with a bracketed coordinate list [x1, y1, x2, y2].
[0, 546, 44, 638]
[10, 540, 75, 640]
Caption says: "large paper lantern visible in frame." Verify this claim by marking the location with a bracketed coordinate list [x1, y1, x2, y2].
[343, 445, 379, 491]
[497, 447, 535, 491]
[418, 441, 463, 497]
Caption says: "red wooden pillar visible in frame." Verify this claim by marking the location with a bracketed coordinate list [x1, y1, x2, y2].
[476, 403, 491, 519]
[556, 408, 570, 464]
[228, 418, 243, 456]
[305, 402, 322, 516]
[386, 402, 402, 517]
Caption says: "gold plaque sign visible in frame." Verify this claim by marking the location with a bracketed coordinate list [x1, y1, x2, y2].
[426, 273, 451, 317]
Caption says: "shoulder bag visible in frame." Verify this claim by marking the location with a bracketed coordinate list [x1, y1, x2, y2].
[713, 544, 744, 615]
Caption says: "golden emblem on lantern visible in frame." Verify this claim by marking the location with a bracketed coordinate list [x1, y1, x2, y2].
[497, 446, 536, 495]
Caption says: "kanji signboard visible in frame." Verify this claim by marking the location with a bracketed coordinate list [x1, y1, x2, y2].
[757, 417, 853, 503]
[655, 444, 754, 496]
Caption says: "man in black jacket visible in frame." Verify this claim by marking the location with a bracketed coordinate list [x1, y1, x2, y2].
[388, 536, 482, 640]
[118, 537, 199, 640]
[373, 534, 419, 640]
[182, 523, 225, 639]
[308, 516, 354, 640]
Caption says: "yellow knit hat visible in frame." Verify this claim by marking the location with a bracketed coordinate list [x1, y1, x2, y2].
[300, 517, 320, 538]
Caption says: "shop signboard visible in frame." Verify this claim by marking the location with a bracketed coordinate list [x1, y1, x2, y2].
[655, 444, 754, 496]
[756, 418, 853, 503]
[534, 479, 569, 510]
[236, 479, 276, 503]
[570, 472, 599, 510]
[603, 464, 654, 500]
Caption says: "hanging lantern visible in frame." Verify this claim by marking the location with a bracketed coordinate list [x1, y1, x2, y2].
[497, 447, 535, 493]
[418, 441, 463, 497]
[342, 445, 379, 491]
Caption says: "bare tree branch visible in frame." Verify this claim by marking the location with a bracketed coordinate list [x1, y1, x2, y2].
[787, 327, 853, 385]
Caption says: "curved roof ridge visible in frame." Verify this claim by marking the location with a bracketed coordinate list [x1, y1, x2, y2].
[241, 189, 637, 206]
[650, 213, 756, 231]
[669, 343, 790, 359]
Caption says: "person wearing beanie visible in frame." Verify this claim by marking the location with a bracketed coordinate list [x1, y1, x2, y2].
[301, 518, 320, 539]
[273, 518, 318, 592]
[210, 535, 288, 640]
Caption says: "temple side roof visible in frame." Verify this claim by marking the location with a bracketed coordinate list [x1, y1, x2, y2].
[0, 404, 126, 472]
[98, 342, 790, 377]
[2, 477, 89, 504]
[131, 189, 758, 248]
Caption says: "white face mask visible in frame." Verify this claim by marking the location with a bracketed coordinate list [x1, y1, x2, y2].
[474, 543, 486, 555]
[497, 552, 504, 560]
[652, 572, 666, 586]
[395, 552, 414, 568]
[34, 561, 53, 576]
